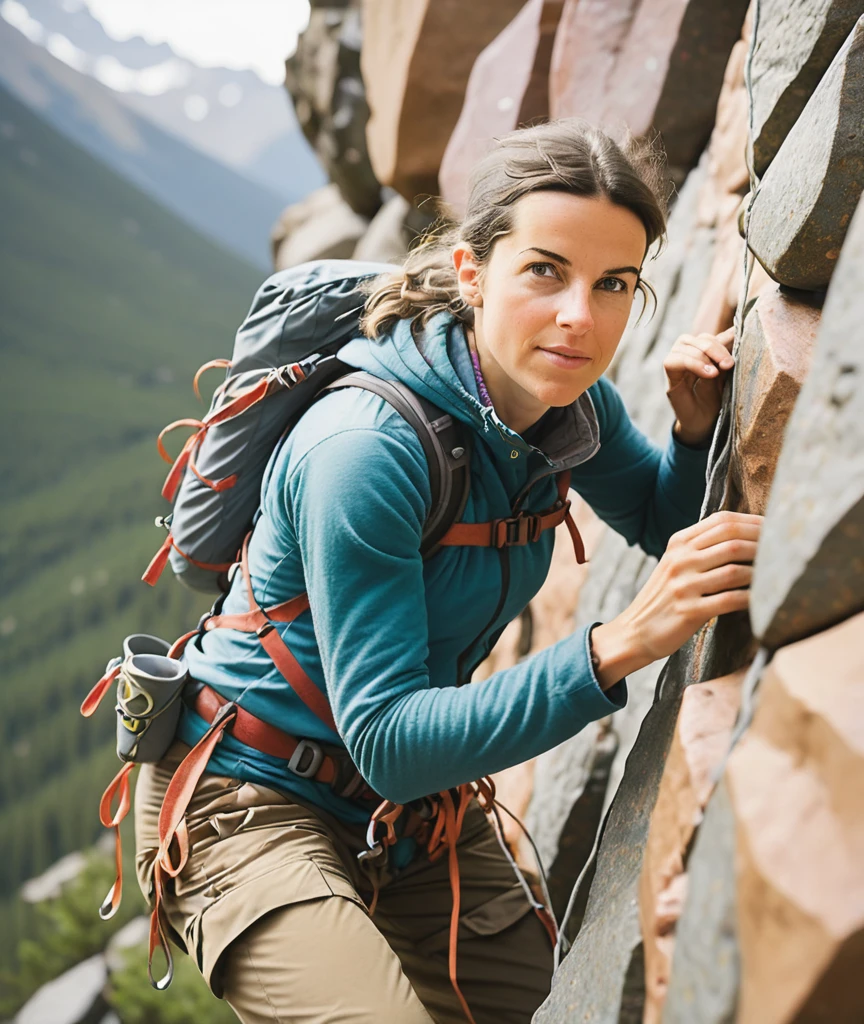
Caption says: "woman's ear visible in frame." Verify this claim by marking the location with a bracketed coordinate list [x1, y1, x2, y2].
[452, 244, 483, 308]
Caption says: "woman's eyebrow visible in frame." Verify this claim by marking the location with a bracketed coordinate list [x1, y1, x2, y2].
[521, 246, 571, 266]
[603, 266, 641, 276]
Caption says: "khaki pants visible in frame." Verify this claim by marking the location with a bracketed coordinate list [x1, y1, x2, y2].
[134, 744, 553, 1023]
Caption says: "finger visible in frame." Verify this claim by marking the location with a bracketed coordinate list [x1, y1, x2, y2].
[666, 352, 725, 380]
[698, 563, 753, 596]
[698, 587, 751, 617]
[692, 520, 763, 551]
[671, 511, 763, 547]
[686, 335, 735, 370]
[692, 538, 759, 571]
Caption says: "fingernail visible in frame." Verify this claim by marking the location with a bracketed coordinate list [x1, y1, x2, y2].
[705, 365, 717, 374]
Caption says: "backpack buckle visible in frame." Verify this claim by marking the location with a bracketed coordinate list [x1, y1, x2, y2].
[287, 738, 324, 779]
[492, 514, 541, 547]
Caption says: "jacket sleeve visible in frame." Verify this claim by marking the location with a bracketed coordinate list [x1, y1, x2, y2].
[571, 377, 710, 559]
[287, 423, 624, 805]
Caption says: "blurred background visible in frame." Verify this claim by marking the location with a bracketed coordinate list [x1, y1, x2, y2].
[1, 0, 863, 1021]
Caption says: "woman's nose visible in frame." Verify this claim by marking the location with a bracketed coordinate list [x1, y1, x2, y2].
[555, 286, 594, 336]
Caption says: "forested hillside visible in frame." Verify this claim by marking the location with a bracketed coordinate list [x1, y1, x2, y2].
[0, 82, 262, 971]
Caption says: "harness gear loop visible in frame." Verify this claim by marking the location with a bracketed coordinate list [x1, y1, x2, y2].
[97, 760, 137, 920]
[360, 778, 556, 1024]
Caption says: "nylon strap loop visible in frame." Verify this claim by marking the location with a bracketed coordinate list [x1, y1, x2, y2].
[80, 663, 121, 717]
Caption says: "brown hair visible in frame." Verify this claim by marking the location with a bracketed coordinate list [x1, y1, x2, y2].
[361, 119, 669, 339]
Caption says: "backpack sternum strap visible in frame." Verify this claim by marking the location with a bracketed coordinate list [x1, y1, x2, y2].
[439, 469, 587, 563]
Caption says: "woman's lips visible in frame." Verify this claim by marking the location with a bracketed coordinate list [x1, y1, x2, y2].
[538, 347, 592, 370]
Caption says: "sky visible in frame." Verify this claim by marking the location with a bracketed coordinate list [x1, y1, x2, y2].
[79, 0, 310, 85]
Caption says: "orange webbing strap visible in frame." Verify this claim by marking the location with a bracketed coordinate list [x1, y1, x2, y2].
[97, 761, 137, 920]
[193, 358, 231, 401]
[80, 662, 122, 717]
[210, 535, 337, 732]
[142, 533, 234, 587]
[435, 786, 476, 1024]
[157, 373, 274, 502]
[148, 701, 238, 989]
[557, 470, 586, 565]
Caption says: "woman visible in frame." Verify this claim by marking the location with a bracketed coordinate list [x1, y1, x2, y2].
[135, 120, 760, 1024]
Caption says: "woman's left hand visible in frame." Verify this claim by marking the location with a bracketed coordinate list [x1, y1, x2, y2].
[664, 327, 736, 446]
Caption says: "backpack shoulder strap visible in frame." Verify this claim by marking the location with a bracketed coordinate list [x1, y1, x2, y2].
[321, 372, 471, 559]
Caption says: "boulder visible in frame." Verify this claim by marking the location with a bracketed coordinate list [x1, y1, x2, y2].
[750, 195, 864, 647]
[726, 612, 864, 1024]
[747, 16, 864, 291]
[549, 0, 749, 181]
[661, 777, 741, 1024]
[748, 0, 864, 176]
[271, 183, 368, 269]
[361, 0, 525, 202]
[438, 0, 565, 215]
[640, 670, 746, 1024]
[729, 284, 821, 515]
[284, 2, 381, 218]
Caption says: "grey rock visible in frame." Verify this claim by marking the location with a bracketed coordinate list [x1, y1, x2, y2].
[15, 954, 108, 1024]
[534, 643, 697, 1024]
[748, 16, 864, 290]
[527, 723, 601, 877]
[748, 0, 864, 176]
[20, 850, 87, 903]
[271, 183, 368, 269]
[105, 915, 150, 972]
[284, 2, 382, 218]
[545, 724, 618, 929]
[750, 194, 864, 647]
[662, 778, 739, 1024]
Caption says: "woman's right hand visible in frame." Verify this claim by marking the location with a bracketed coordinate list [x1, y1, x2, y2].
[590, 511, 763, 690]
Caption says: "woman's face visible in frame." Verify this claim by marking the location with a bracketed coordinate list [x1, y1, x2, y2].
[454, 191, 648, 430]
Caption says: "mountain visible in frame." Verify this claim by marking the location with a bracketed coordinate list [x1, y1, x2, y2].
[0, 80, 262, 970]
[0, 16, 302, 268]
[6, 0, 325, 201]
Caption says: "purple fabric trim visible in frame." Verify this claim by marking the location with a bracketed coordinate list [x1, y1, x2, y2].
[470, 348, 492, 408]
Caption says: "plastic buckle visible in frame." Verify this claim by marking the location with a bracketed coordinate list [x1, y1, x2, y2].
[288, 738, 324, 779]
[493, 515, 539, 548]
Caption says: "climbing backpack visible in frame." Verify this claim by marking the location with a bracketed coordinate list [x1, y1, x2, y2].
[141, 258, 475, 594]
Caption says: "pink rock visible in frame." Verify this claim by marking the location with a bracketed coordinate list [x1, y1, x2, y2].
[730, 284, 821, 515]
[361, 0, 525, 202]
[439, 0, 565, 216]
[550, 0, 749, 179]
[727, 611, 864, 1024]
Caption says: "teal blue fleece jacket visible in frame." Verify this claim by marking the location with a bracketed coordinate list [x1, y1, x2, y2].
[179, 313, 709, 824]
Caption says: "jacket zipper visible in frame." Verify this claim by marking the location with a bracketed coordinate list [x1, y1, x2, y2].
[456, 547, 511, 686]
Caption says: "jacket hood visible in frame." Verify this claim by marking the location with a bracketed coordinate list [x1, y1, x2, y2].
[338, 312, 600, 470]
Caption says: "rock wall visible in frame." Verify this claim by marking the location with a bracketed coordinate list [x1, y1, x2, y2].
[277, 3, 864, 1019]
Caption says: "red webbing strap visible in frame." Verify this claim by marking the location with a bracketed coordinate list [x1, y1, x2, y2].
[232, 537, 337, 732]
[156, 373, 273, 502]
[438, 786, 476, 1024]
[142, 533, 234, 587]
[557, 470, 587, 565]
[203, 592, 310, 633]
[97, 761, 137, 921]
[80, 663, 121, 717]
[193, 358, 231, 401]
[149, 703, 238, 989]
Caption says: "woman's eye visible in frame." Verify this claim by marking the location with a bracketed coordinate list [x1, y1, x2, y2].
[596, 277, 628, 293]
[529, 262, 557, 279]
